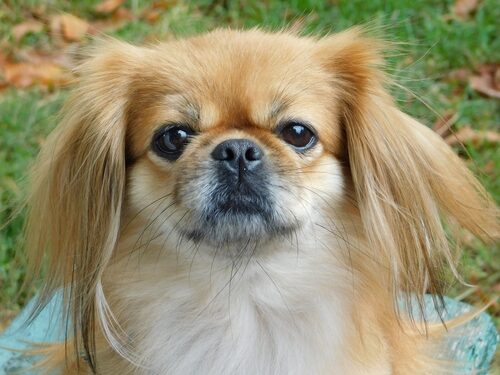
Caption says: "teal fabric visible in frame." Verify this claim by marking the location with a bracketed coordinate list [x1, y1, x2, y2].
[0, 293, 498, 374]
[0, 293, 64, 374]
[414, 295, 498, 374]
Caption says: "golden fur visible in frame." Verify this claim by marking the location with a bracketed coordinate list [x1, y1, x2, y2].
[24, 28, 498, 374]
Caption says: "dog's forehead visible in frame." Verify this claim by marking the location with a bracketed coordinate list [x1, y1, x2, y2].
[127, 30, 340, 156]
[152, 31, 331, 122]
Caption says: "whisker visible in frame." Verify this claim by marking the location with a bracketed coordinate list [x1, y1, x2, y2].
[131, 200, 176, 254]
[122, 192, 172, 229]
[255, 259, 299, 330]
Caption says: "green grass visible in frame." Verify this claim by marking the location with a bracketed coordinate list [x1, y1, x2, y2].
[1, 0, 498, 368]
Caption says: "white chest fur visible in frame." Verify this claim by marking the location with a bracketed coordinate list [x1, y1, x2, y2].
[102, 235, 391, 375]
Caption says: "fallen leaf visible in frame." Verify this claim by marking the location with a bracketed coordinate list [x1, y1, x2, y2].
[150, 0, 176, 10]
[0, 50, 7, 66]
[142, 9, 161, 23]
[0, 48, 75, 84]
[26, 4, 48, 19]
[469, 63, 500, 99]
[52, 14, 89, 42]
[469, 273, 479, 284]
[95, 0, 124, 14]
[90, 8, 133, 33]
[18, 49, 72, 69]
[445, 126, 500, 146]
[48, 14, 63, 43]
[480, 160, 495, 175]
[2, 59, 71, 89]
[452, 0, 479, 20]
[493, 282, 500, 293]
[140, 0, 176, 23]
[112, 7, 134, 21]
[433, 110, 458, 137]
[444, 68, 471, 82]
[12, 20, 44, 41]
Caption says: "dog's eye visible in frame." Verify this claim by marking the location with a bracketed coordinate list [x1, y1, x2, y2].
[278, 121, 317, 151]
[152, 124, 195, 160]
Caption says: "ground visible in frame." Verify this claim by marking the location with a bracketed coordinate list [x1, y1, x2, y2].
[0, 0, 498, 371]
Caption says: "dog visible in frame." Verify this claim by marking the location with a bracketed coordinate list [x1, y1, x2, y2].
[24, 27, 498, 374]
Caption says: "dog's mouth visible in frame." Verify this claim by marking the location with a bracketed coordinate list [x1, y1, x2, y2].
[178, 181, 300, 246]
[172, 141, 304, 246]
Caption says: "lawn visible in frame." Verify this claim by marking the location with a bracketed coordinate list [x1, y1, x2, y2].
[1, 0, 499, 370]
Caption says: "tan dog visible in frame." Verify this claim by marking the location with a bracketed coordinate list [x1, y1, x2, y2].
[25, 28, 498, 374]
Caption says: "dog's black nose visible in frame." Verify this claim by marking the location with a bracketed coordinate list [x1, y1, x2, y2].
[211, 139, 263, 174]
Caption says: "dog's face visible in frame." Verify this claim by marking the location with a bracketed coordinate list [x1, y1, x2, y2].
[126, 31, 345, 248]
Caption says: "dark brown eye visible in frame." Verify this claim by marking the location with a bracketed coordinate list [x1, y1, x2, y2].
[278, 121, 317, 151]
[152, 124, 195, 160]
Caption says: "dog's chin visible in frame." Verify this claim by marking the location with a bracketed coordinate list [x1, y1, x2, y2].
[179, 209, 300, 248]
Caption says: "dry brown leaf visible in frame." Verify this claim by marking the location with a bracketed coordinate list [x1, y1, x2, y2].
[0, 48, 75, 89]
[452, 0, 479, 19]
[469, 63, 500, 99]
[2, 60, 71, 88]
[19, 49, 72, 69]
[493, 283, 500, 293]
[95, 0, 124, 14]
[54, 14, 89, 42]
[48, 14, 63, 43]
[12, 20, 44, 41]
[142, 9, 161, 23]
[445, 126, 500, 146]
[0, 50, 7, 66]
[112, 7, 134, 21]
[61, 14, 89, 42]
[445, 68, 471, 82]
[470, 76, 500, 98]
[150, 0, 176, 10]
[480, 160, 495, 175]
[90, 8, 133, 33]
[140, 0, 175, 23]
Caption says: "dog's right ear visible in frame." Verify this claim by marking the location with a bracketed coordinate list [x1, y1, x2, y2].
[316, 27, 498, 320]
[25, 39, 144, 370]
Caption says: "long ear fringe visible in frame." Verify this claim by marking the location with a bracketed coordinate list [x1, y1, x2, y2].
[346, 96, 496, 320]
[23, 39, 141, 371]
[321, 28, 498, 326]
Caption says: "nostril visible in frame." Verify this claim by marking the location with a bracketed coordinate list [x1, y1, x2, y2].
[245, 146, 262, 161]
[225, 148, 236, 161]
[212, 142, 238, 161]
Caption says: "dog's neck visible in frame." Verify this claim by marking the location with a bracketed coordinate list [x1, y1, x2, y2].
[100, 227, 391, 375]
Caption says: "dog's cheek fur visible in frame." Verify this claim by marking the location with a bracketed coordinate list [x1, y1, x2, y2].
[125, 129, 346, 257]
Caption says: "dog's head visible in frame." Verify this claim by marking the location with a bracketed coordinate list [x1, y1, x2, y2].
[126, 30, 350, 248]
[25, 28, 498, 368]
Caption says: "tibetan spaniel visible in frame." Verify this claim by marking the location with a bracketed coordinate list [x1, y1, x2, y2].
[24, 28, 498, 374]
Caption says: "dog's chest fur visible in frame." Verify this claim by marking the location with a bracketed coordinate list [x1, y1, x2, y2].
[100, 237, 392, 375]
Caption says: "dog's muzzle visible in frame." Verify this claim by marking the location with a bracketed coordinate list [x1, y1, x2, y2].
[209, 138, 271, 215]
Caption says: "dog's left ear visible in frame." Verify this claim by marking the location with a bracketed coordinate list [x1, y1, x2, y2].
[25, 39, 144, 369]
[316, 28, 498, 308]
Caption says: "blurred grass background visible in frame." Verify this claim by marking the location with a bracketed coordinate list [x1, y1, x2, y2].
[0, 0, 498, 370]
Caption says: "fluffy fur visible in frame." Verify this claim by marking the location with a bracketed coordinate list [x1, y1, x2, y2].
[24, 28, 498, 374]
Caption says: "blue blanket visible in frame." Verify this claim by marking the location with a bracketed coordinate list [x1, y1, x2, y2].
[0, 294, 498, 374]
